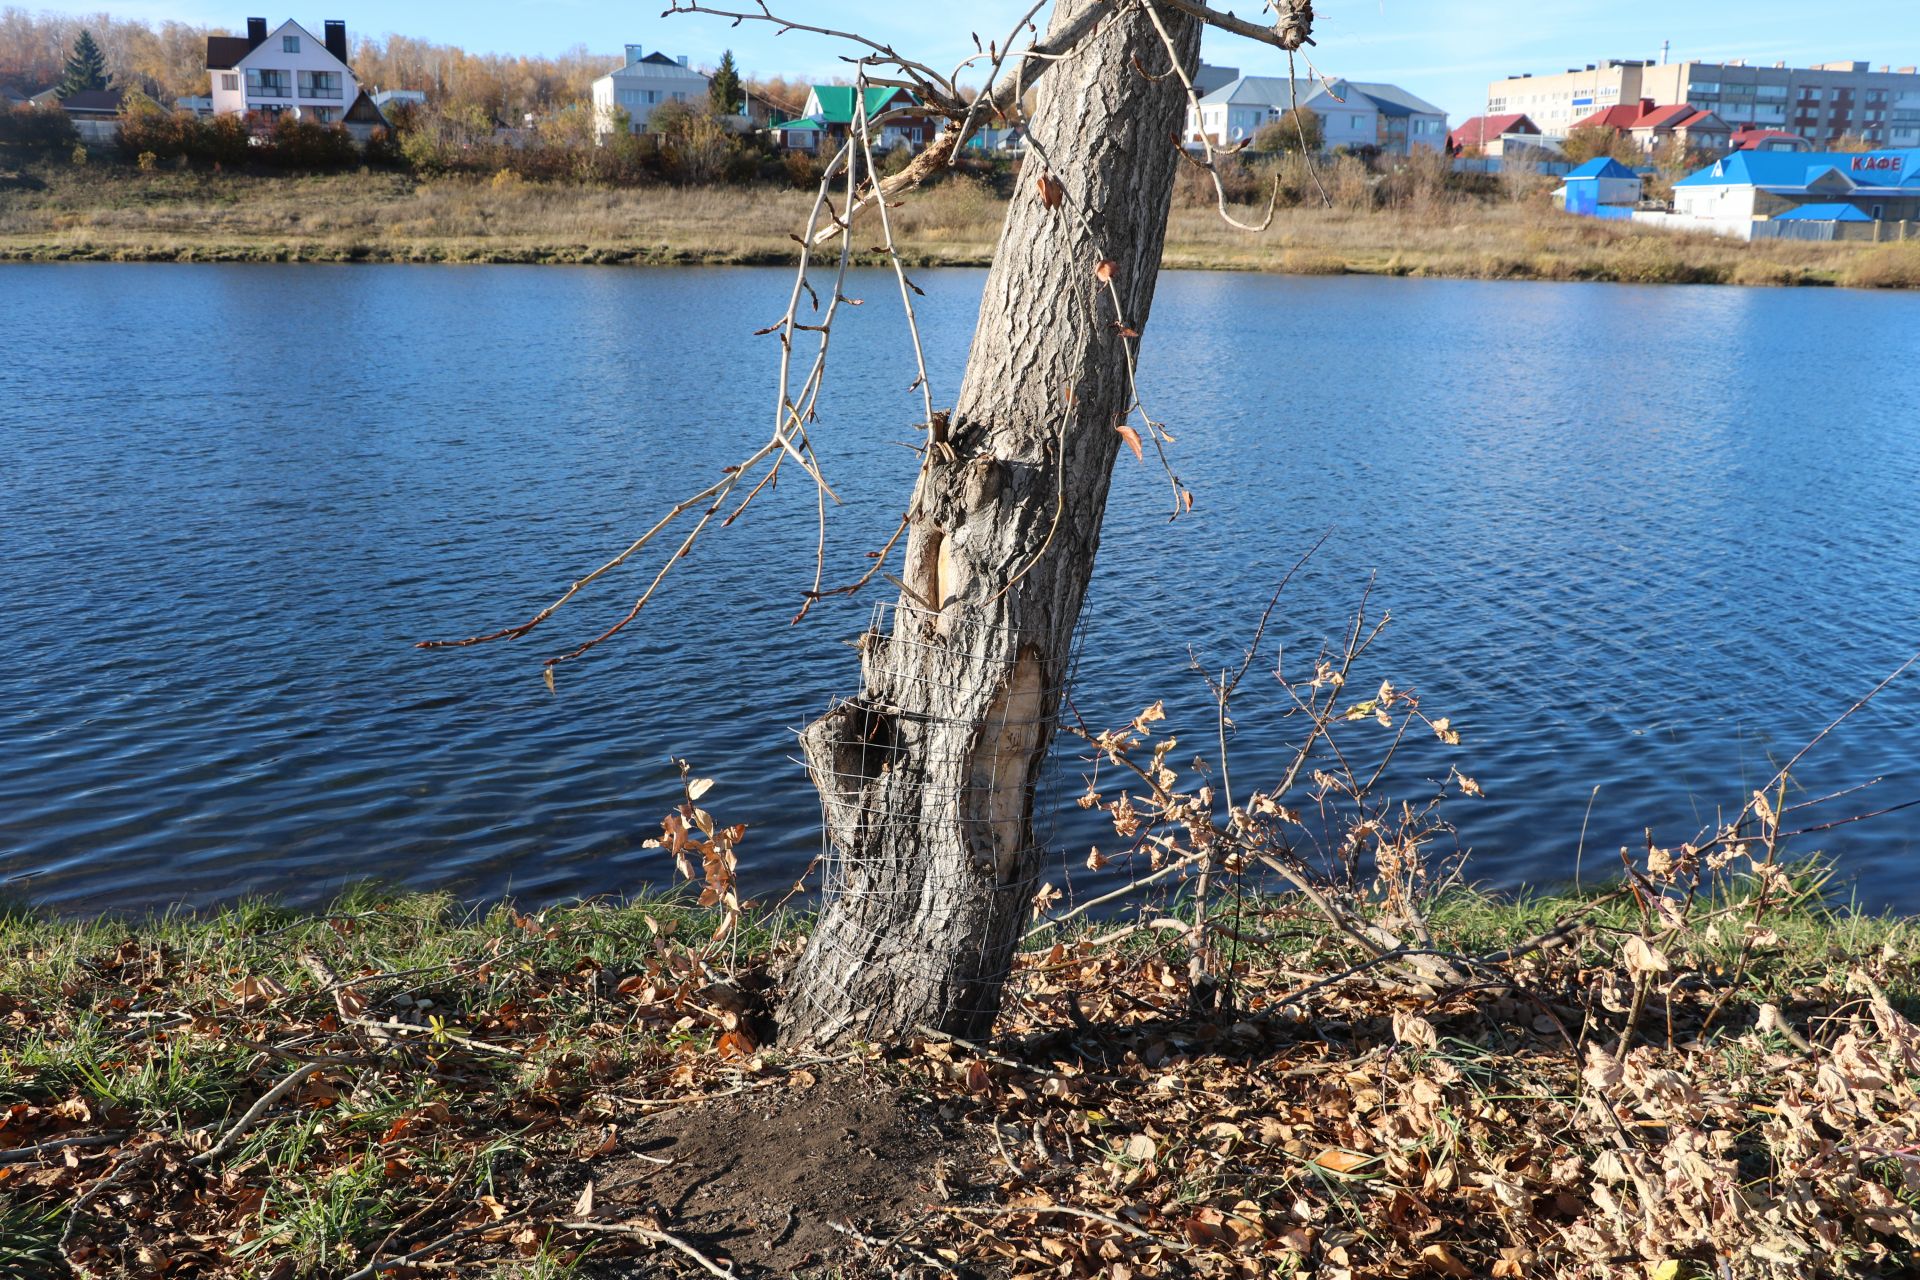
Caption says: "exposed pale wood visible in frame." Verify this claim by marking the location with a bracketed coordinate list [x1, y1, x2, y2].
[781, 0, 1200, 1046]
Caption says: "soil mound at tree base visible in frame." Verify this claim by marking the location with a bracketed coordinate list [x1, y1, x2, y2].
[591, 1068, 964, 1276]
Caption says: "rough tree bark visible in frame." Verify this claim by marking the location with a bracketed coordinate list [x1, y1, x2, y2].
[780, 0, 1201, 1047]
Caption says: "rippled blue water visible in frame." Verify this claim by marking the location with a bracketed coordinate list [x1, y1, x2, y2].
[3, 264, 1916, 913]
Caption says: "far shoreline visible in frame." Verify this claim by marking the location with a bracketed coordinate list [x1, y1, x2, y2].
[5, 163, 1919, 289]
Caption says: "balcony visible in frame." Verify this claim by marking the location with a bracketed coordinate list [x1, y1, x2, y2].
[299, 86, 343, 100]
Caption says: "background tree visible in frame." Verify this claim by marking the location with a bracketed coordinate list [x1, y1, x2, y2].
[56, 29, 111, 97]
[1643, 136, 1704, 202]
[1252, 104, 1322, 154]
[1562, 124, 1640, 166]
[709, 49, 743, 116]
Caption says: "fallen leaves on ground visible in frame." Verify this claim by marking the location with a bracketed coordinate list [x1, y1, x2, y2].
[2, 881, 1917, 1279]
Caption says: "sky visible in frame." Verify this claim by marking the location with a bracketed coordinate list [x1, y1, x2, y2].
[60, 0, 1920, 120]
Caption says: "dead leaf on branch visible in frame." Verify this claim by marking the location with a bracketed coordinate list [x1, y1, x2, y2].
[1036, 173, 1064, 208]
[1622, 936, 1670, 976]
[1116, 422, 1143, 462]
[1095, 258, 1117, 282]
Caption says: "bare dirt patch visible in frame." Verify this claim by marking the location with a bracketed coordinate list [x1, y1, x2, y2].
[583, 1067, 969, 1276]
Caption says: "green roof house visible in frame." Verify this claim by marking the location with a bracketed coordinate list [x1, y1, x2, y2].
[779, 83, 930, 154]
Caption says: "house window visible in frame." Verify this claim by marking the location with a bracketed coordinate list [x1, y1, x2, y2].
[298, 70, 342, 100]
[221, 74, 238, 92]
[283, 35, 300, 53]
[246, 69, 290, 98]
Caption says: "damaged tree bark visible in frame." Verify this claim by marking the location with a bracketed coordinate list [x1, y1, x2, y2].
[780, 0, 1201, 1047]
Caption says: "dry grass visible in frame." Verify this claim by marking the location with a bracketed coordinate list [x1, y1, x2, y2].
[1, 161, 1915, 286]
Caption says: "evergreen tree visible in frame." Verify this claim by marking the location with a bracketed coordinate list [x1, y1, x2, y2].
[57, 30, 112, 98]
[708, 49, 743, 116]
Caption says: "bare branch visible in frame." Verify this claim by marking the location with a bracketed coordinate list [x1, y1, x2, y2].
[1157, 0, 1316, 51]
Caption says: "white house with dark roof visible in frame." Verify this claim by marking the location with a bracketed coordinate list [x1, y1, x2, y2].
[1188, 75, 1448, 154]
[591, 45, 709, 136]
[207, 17, 359, 124]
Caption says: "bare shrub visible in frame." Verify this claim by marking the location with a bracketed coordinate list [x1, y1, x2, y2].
[1378, 148, 1453, 218]
[1329, 152, 1374, 211]
[1500, 152, 1549, 204]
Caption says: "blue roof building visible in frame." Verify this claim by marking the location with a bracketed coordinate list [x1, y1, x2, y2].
[1671, 148, 1920, 233]
[1772, 203, 1874, 222]
[1556, 157, 1643, 218]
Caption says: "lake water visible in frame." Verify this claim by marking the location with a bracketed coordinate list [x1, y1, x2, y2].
[3, 264, 1918, 915]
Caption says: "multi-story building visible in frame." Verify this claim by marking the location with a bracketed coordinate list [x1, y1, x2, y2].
[1188, 76, 1448, 154]
[591, 45, 709, 136]
[207, 17, 358, 124]
[1487, 58, 1920, 147]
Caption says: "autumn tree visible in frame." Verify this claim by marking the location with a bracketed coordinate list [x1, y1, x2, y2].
[56, 30, 111, 98]
[428, 0, 1318, 1048]
[1253, 104, 1322, 154]
[1562, 124, 1639, 166]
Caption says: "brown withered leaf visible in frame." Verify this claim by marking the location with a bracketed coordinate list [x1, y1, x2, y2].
[1115, 423, 1143, 462]
[1420, 1243, 1474, 1278]
[1622, 935, 1670, 976]
[1036, 173, 1064, 208]
[1311, 1148, 1375, 1175]
[232, 975, 286, 1010]
[1094, 259, 1117, 282]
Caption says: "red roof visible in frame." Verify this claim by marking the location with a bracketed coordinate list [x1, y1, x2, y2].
[1729, 128, 1805, 150]
[1628, 103, 1689, 130]
[1448, 112, 1536, 149]
[1570, 100, 1651, 132]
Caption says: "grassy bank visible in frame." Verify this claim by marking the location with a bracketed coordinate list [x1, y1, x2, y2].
[3, 871, 1917, 1279]
[5, 161, 1920, 287]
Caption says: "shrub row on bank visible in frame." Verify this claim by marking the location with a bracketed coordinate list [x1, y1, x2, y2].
[0, 101, 393, 171]
[4, 98, 1020, 194]
[0, 103, 78, 150]
[119, 106, 394, 170]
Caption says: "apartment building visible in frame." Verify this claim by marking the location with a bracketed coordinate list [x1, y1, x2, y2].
[1487, 58, 1920, 147]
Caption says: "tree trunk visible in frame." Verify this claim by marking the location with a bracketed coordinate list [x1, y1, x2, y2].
[780, 0, 1200, 1048]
